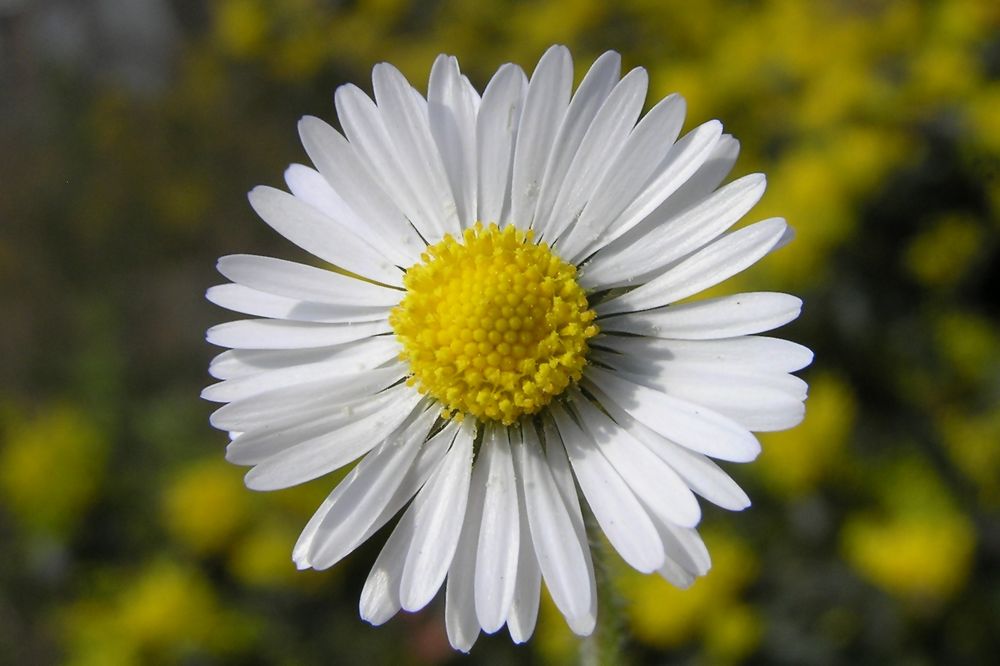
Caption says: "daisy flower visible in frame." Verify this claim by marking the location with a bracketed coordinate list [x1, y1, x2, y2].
[204, 45, 811, 651]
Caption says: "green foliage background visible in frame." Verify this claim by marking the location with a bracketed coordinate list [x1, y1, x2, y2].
[1, 0, 998, 663]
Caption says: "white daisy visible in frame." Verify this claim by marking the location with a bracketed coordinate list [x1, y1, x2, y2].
[204, 45, 811, 651]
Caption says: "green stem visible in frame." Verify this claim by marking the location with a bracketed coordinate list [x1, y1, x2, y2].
[579, 513, 629, 666]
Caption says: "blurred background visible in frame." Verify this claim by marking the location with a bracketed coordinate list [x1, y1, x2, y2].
[1, 0, 999, 663]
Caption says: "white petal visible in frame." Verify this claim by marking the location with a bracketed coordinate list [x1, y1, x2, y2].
[598, 292, 803, 338]
[584, 366, 761, 462]
[429, 55, 478, 228]
[541, 418, 597, 635]
[399, 423, 475, 611]
[658, 558, 697, 589]
[514, 423, 593, 627]
[359, 508, 414, 626]
[210, 347, 350, 381]
[212, 364, 404, 434]
[588, 383, 751, 511]
[445, 421, 488, 652]
[206, 283, 390, 323]
[475, 425, 520, 633]
[202, 336, 400, 403]
[582, 173, 767, 288]
[549, 405, 665, 573]
[247, 186, 403, 286]
[283, 164, 409, 264]
[594, 354, 807, 431]
[655, 520, 711, 576]
[535, 67, 649, 243]
[242, 389, 422, 490]
[568, 117, 721, 260]
[594, 217, 789, 314]
[476, 64, 528, 226]
[593, 334, 814, 373]
[507, 430, 541, 644]
[335, 83, 443, 244]
[510, 45, 573, 229]
[568, 391, 701, 528]
[297, 116, 425, 265]
[206, 318, 391, 350]
[372, 63, 462, 240]
[216, 254, 402, 307]
[306, 419, 460, 570]
[650, 133, 741, 222]
[529, 50, 620, 240]
[293, 407, 438, 569]
[557, 101, 704, 260]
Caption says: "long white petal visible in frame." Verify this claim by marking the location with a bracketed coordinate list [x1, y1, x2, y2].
[202, 336, 399, 403]
[510, 45, 572, 229]
[372, 63, 461, 239]
[359, 508, 414, 625]
[476, 64, 528, 226]
[475, 425, 520, 633]
[550, 405, 665, 573]
[653, 133, 741, 218]
[242, 389, 422, 490]
[529, 50, 620, 239]
[206, 318, 391, 350]
[592, 334, 814, 373]
[536, 67, 649, 243]
[400, 423, 475, 611]
[585, 366, 761, 462]
[507, 429, 541, 644]
[594, 354, 806, 431]
[283, 163, 411, 264]
[445, 421, 488, 652]
[297, 116, 425, 265]
[335, 83, 442, 244]
[429, 55, 478, 228]
[581, 173, 767, 287]
[212, 364, 403, 435]
[306, 420, 460, 570]
[247, 186, 403, 286]
[559, 108, 711, 261]
[206, 283, 390, 323]
[595, 217, 789, 314]
[597, 292, 802, 339]
[589, 384, 750, 511]
[514, 423, 593, 628]
[292, 407, 438, 568]
[216, 254, 402, 307]
[541, 418, 597, 635]
[569, 391, 701, 528]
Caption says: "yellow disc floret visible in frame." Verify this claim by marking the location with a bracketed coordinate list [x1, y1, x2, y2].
[390, 223, 598, 425]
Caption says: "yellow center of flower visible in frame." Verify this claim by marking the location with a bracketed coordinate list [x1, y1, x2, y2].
[390, 223, 598, 425]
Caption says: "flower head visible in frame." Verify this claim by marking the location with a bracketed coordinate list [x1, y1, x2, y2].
[205, 45, 811, 651]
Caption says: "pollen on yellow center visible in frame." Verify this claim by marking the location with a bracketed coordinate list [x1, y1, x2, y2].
[390, 223, 599, 425]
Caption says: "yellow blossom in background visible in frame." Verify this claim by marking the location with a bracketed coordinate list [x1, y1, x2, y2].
[934, 310, 998, 385]
[215, 0, 268, 58]
[228, 519, 323, 589]
[968, 83, 1000, 156]
[939, 409, 1000, 506]
[904, 215, 984, 288]
[61, 560, 254, 666]
[0, 404, 108, 537]
[756, 374, 856, 498]
[162, 458, 251, 555]
[842, 459, 975, 604]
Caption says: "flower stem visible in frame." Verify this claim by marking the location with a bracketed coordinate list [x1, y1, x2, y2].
[579, 514, 629, 666]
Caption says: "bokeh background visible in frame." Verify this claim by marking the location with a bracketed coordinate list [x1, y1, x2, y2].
[2, 0, 999, 664]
